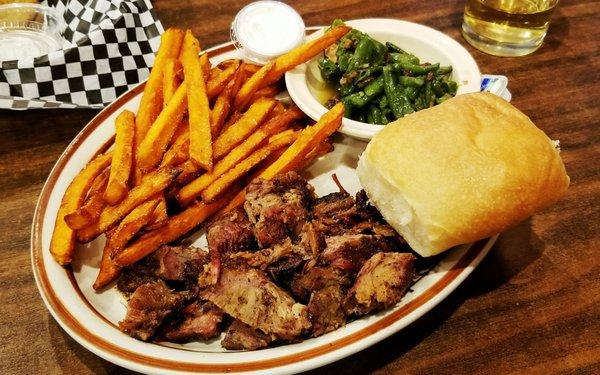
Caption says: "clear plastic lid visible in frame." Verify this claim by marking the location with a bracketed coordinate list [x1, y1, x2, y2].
[231, 1, 305, 64]
[0, 3, 63, 61]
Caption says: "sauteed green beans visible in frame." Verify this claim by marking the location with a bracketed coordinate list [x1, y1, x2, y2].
[319, 19, 458, 125]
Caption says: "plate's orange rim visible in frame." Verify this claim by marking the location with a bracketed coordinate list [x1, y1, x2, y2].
[31, 40, 489, 373]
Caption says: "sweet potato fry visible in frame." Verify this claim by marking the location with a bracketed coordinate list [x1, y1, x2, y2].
[213, 97, 277, 160]
[221, 111, 242, 134]
[207, 60, 240, 100]
[93, 199, 159, 290]
[108, 199, 160, 259]
[175, 159, 202, 185]
[201, 131, 298, 202]
[104, 110, 135, 205]
[260, 102, 343, 178]
[50, 152, 113, 265]
[145, 197, 169, 231]
[160, 127, 189, 168]
[136, 29, 184, 149]
[199, 53, 210, 83]
[163, 58, 183, 107]
[209, 66, 223, 81]
[136, 83, 187, 172]
[267, 25, 351, 83]
[243, 63, 261, 75]
[210, 86, 231, 138]
[64, 169, 109, 230]
[221, 103, 343, 213]
[93, 239, 122, 290]
[233, 61, 275, 109]
[176, 106, 304, 205]
[296, 140, 335, 171]
[114, 193, 233, 267]
[77, 167, 180, 242]
[217, 59, 240, 70]
[181, 31, 212, 171]
[250, 84, 280, 103]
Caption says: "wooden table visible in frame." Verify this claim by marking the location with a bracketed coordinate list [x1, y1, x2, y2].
[1, 0, 598, 373]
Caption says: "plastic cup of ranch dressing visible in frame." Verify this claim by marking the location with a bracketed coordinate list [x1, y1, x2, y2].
[231, 1, 305, 64]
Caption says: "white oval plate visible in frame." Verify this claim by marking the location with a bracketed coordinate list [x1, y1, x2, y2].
[31, 38, 495, 375]
[286, 19, 481, 140]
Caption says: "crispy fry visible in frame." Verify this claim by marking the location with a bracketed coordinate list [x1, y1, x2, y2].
[64, 169, 109, 230]
[163, 58, 183, 107]
[243, 63, 261, 75]
[210, 86, 231, 138]
[169, 118, 189, 148]
[77, 167, 180, 242]
[136, 29, 184, 150]
[222, 103, 343, 213]
[213, 97, 277, 160]
[93, 237, 122, 290]
[250, 84, 280, 102]
[233, 61, 275, 109]
[93, 199, 159, 290]
[217, 59, 240, 70]
[136, 83, 187, 172]
[260, 102, 343, 177]
[267, 128, 296, 144]
[104, 110, 135, 205]
[177, 107, 302, 206]
[160, 127, 189, 168]
[201, 131, 298, 202]
[176, 159, 202, 185]
[199, 53, 210, 83]
[209, 66, 223, 81]
[221, 111, 242, 133]
[145, 197, 169, 231]
[267, 25, 351, 83]
[114, 193, 233, 267]
[181, 31, 212, 171]
[50, 152, 113, 265]
[228, 63, 247, 98]
[108, 199, 159, 259]
[297, 140, 335, 170]
[207, 60, 240, 100]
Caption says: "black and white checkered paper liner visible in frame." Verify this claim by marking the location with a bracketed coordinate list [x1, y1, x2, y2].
[0, 0, 163, 110]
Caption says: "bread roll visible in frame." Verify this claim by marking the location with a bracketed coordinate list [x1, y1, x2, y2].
[357, 92, 569, 257]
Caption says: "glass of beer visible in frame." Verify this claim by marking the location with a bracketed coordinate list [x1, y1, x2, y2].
[462, 0, 559, 57]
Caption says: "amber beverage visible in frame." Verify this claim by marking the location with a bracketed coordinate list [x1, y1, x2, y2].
[462, 0, 559, 56]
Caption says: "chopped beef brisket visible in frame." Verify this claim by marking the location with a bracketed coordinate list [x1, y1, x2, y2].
[200, 266, 311, 340]
[161, 301, 223, 342]
[206, 208, 257, 255]
[320, 234, 393, 273]
[308, 284, 347, 337]
[221, 319, 275, 351]
[344, 252, 416, 316]
[244, 171, 315, 247]
[119, 281, 187, 341]
[290, 266, 351, 303]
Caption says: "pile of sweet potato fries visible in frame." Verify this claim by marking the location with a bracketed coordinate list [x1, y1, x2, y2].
[49, 25, 351, 290]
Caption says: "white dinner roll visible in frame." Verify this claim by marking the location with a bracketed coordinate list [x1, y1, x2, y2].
[357, 92, 569, 257]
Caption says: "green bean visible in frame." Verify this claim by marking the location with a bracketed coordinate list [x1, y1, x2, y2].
[344, 91, 370, 108]
[391, 62, 440, 75]
[370, 105, 387, 125]
[364, 75, 384, 97]
[379, 94, 389, 110]
[355, 66, 383, 84]
[396, 87, 415, 116]
[436, 93, 453, 104]
[404, 86, 419, 101]
[347, 36, 375, 72]
[424, 82, 436, 108]
[389, 52, 420, 65]
[436, 66, 453, 75]
[339, 82, 357, 97]
[432, 79, 447, 96]
[341, 97, 353, 118]
[398, 76, 425, 87]
[446, 80, 458, 95]
[382, 66, 406, 119]
[385, 41, 406, 54]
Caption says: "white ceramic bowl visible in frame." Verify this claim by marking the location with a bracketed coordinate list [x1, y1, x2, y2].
[285, 18, 481, 140]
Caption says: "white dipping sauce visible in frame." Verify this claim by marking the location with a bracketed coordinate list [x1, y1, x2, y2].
[0, 30, 61, 61]
[232, 1, 305, 64]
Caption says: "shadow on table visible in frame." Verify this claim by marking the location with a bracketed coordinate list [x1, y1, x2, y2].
[303, 219, 543, 375]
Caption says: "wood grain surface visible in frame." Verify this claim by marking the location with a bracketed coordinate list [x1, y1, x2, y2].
[1, 0, 599, 374]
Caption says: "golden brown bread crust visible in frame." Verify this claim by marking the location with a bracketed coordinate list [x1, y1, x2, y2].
[357, 92, 569, 256]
